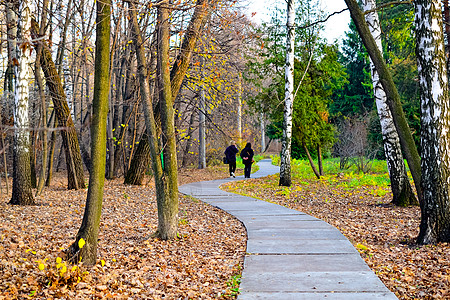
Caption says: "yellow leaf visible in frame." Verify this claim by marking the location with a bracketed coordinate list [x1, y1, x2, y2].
[56, 257, 62, 264]
[38, 263, 45, 271]
[78, 238, 86, 249]
[101, 259, 105, 267]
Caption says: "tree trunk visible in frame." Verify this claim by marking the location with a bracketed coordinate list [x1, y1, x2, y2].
[237, 72, 242, 144]
[198, 59, 206, 169]
[45, 112, 56, 186]
[415, 0, 450, 244]
[156, 2, 179, 240]
[124, 131, 152, 185]
[344, 0, 422, 203]
[9, 0, 35, 205]
[260, 112, 266, 153]
[128, 0, 176, 239]
[35, 0, 49, 196]
[0, 122, 9, 195]
[169, 0, 211, 100]
[317, 144, 323, 176]
[363, 0, 417, 206]
[118, 61, 138, 177]
[67, 0, 111, 265]
[31, 19, 85, 190]
[112, 58, 125, 177]
[444, 0, 450, 77]
[182, 110, 196, 167]
[305, 144, 320, 179]
[279, 0, 295, 187]
[106, 14, 122, 180]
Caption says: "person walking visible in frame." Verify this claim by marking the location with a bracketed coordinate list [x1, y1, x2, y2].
[240, 142, 254, 178]
[224, 140, 239, 177]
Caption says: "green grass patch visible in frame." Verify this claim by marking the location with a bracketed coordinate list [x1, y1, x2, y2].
[270, 155, 409, 192]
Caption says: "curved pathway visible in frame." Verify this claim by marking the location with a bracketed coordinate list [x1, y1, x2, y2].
[179, 159, 397, 299]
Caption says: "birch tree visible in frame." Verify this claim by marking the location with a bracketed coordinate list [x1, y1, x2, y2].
[415, 0, 450, 244]
[363, 0, 417, 206]
[279, 0, 295, 187]
[9, 0, 35, 205]
[344, 0, 422, 202]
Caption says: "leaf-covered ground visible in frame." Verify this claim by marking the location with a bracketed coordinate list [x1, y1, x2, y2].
[0, 166, 244, 299]
[222, 174, 450, 299]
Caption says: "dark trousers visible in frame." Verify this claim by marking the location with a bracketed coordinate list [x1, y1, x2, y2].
[229, 161, 236, 175]
[244, 163, 252, 178]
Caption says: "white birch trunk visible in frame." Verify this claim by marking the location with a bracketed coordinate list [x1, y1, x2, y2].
[363, 0, 416, 205]
[5, 0, 18, 100]
[279, 0, 295, 187]
[415, 0, 450, 243]
[10, 0, 35, 205]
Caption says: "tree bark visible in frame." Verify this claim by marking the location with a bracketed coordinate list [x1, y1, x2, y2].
[169, 0, 211, 100]
[124, 131, 151, 185]
[363, 0, 417, 206]
[35, 0, 49, 196]
[198, 57, 206, 169]
[31, 19, 85, 190]
[106, 12, 122, 180]
[237, 72, 242, 144]
[67, 0, 111, 265]
[317, 144, 323, 176]
[9, 0, 35, 205]
[304, 144, 320, 179]
[129, 0, 178, 238]
[279, 0, 295, 187]
[344, 0, 422, 203]
[182, 110, 196, 167]
[415, 0, 450, 244]
[444, 0, 450, 76]
[260, 112, 266, 152]
[156, 1, 179, 240]
[45, 112, 56, 186]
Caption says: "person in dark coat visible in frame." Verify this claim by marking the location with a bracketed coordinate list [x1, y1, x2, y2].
[224, 140, 239, 177]
[240, 142, 254, 178]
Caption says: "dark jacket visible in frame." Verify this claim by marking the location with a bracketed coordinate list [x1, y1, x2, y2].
[240, 144, 254, 165]
[225, 145, 239, 162]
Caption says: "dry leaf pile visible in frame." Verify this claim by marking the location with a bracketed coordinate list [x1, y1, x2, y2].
[0, 166, 245, 299]
[222, 174, 450, 300]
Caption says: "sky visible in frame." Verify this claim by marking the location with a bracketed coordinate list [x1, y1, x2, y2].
[245, 0, 350, 44]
